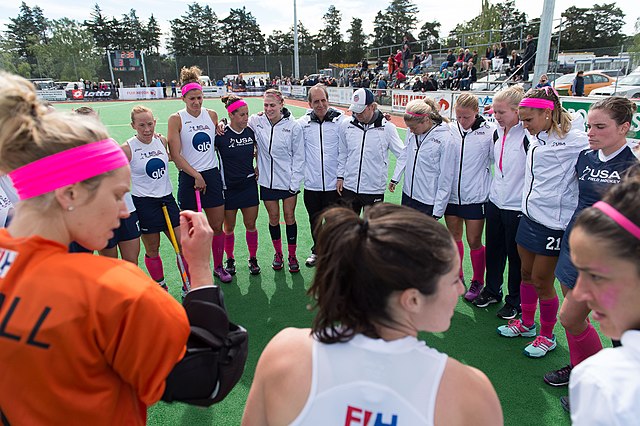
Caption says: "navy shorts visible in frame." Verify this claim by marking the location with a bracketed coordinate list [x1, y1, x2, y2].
[178, 168, 224, 210]
[132, 194, 180, 234]
[106, 212, 141, 248]
[260, 186, 296, 201]
[225, 181, 259, 210]
[555, 221, 578, 288]
[516, 215, 564, 257]
[445, 202, 486, 220]
[402, 193, 434, 216]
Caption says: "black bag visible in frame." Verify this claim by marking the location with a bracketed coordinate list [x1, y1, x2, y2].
[162, 286, 248, 406]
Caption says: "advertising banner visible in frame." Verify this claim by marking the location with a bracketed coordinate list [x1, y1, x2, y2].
[119, 87, 164, 100]
[36, 90, 67, 102]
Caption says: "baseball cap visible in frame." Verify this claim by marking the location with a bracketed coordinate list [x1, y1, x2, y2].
[349, 88, 375, 114]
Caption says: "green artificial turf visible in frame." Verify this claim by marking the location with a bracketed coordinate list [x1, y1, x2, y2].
[52, 97, 609, 425]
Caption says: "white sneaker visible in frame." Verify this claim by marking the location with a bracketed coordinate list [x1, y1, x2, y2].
[524, 335, 557, 358]
[305, 253, 317, 267]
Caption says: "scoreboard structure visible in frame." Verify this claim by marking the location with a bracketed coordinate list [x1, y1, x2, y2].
[111, 50, 142, 72]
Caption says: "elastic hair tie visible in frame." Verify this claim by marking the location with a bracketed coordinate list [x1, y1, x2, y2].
[405, 111, 429, 117]
[8, 139, 129, 200]
[227, 99, 247, 114]
[592, 201, 640, 240]
[519, 98, 555, 110]
[181, 82, 202, 97]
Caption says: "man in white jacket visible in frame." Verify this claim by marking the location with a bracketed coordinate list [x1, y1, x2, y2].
[337, 88, 404, 215]
[298, 84, 344, 266]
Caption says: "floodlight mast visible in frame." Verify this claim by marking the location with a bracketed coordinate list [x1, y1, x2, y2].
[294, 0, 300, 79]
[532, 0, 555, 87]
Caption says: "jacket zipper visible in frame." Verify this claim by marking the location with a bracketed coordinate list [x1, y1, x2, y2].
[319, 122, 325, 191]
[356, 128, 367, 193]
[268, 116, 284, 189]
[457, 124, 466, 205]
[524, 146, 537, 217]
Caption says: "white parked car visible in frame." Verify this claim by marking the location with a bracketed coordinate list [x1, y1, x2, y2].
[590, 73, 640, 99]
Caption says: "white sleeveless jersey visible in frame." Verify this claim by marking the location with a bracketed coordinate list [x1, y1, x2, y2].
[127, 136, 173, 198]
[291, 334, 448, 426]
[124, 192, 135, 213]
[178, 109, 218, 172]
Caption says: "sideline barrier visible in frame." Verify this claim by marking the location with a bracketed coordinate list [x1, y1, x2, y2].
[36, 90, 67, 102]
[202, 86, 227, 98]
[119, 87, 164, 100]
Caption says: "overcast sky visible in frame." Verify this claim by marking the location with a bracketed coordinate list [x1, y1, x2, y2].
[1, 0, 638, 48]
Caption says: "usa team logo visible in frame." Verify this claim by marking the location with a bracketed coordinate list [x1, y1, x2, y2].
[192, 132, 212, 152]
[146, 158, 166, 180]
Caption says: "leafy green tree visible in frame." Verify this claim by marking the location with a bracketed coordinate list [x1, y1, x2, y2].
[84, 4, 114, 51]
[631, 18, 640, 53]
[372, 10, 394, 47]
[31, 18, 101, 80]
[318, 5, 343, 63]
[418, 21, 441, 50]
[141, 15, 162, 54]
[4, 2, 48, 59]
[168, 3, 222, 56]
[495, 0, 527, 43]
[346, 18, 367, 63]
[560, 3, 625, 51]
[267, 30, 293, 54]
[118, 9, 144, 50]
[220, 7, 266, 55]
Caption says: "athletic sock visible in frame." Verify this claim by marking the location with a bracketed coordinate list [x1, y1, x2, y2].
[286, 223, 297, 246]
[144, 254, 164, 282]
[455, 240, 465, 280]
[246, 230, 258, 258]
[470, 245, 486, 284]
[272, 238, 283, 256]
[212, 234, 224, 269]
[224, 232, 235, 259]
[520, 282, 539, 328]
[539, 295, 559, 338]
[566, 322, 603, 366]
[288, 244, 297, 257]
[269, 224, 281, 241]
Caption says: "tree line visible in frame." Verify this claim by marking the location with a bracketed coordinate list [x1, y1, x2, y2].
[0, 0, 636, 81]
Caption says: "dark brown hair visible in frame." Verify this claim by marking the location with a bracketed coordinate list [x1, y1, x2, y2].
[574, 167, 640, 274]
[221, 94, 243, 112]
[521, 87, 573, 137]
[309, 203, 457, 343]
[589, 96, 636, 127]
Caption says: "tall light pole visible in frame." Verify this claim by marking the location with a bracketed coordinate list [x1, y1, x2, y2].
[532, 0, 555, 88]
[293, 0, 300, 79]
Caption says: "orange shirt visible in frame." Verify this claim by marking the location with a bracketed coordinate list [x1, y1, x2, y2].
[0, 229, 190, 425]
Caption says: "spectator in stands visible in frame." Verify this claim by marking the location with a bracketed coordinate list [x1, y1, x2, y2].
[171, 80, 177, 97]
[451, 63, 462, 90]
[392, 69, 407, 89]
[482, 47, 494, 72]
[388, 54, 397, 77]
[376, 76, 388, 98]
[471, 50, 479, 67]
[440, 66, 453, 90]
[522, 34, 536, 82]
[361, 58, 368, 74]
[456, 48, 465, 66]
[394, 49, 403, 71]
[402, 44, 412, 72]
[536, 74, 552, 89]
[447, 49, 456, 68]
[421, 52, 433, 72]
[464, 49, 473, 63]
[572, 71, 585, 97]
[498, 42, 509, 60]
[460, 61, 477, 91]
[412, 74, 438, 92]
[508, 50, 523, 80]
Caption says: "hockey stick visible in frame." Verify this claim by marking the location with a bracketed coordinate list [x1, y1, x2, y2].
[162, 204, 190, 292]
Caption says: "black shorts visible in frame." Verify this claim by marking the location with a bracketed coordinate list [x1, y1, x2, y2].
[516, 215, 564, 257]
[132, 194, 180, 234]
[402, 193, 434, 216]
[445, 202, 486, 220]
[226, 182, 259, 210]
[260, 186, 296, 201]
[178, 168, 224, 210]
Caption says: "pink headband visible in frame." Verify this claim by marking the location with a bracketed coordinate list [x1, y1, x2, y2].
[181, 82, 202, 96]
[405, 111, 429, 117]
[227, 99, 247, 114]
[592, 201, 640, 239]
[8, 139, 129, 200]
[519, 98, 555, 110]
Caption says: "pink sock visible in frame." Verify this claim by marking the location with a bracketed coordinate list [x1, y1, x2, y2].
[212, 234, 224, 268]
[272, 238, 283, 256]
[456, 240, 465, 280]
[224, 232, 235, 259]
[144, 255, 164, 282]
[566, 323, 603, 366]
[470, 246, 486, 284]
[246, 230, 258, 258]
[288, 243, 297, 257]
[539, 296, 559, 338]
[520, 282, 538, 328]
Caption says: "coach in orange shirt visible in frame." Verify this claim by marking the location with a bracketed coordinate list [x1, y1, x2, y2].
[0, 72, 240, 425]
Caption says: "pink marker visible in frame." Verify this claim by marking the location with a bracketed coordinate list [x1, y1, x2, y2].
[195, 189, 202, 212]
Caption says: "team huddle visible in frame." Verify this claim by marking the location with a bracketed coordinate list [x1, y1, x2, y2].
[0, 64, 639, 426]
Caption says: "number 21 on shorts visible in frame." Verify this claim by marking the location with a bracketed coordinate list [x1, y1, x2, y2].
[546, 236, 561, 251]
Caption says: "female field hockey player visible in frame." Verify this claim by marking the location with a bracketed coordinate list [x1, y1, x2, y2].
[568, 171, 640, 424]
[250, 89, 304, 272]
[168, 66, 232, 283]
[472, 86, 527, 319]
[389, 98, 456, 219]
[446, 93, 494, 303]
[124, 105, 188, 293]
[242, 203, 502, 426]
[216, 94, 261, 275]
[0, 71, 239, 423]
[497, 87, 588, 358]
[543, 97, 639, 387]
